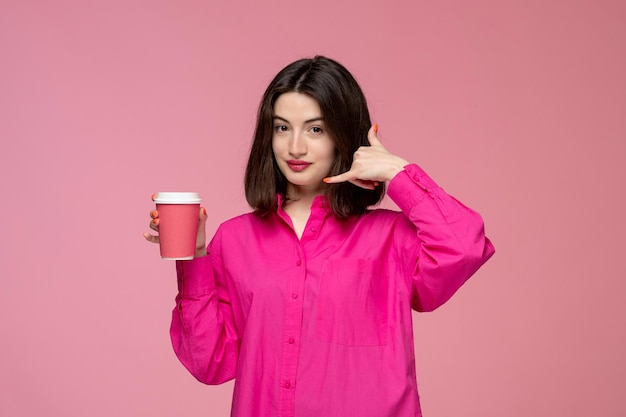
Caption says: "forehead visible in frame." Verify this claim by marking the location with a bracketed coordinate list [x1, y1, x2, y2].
[273, 92, 322, 121]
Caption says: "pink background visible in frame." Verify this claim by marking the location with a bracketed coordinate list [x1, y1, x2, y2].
[1, 1, 624, 416]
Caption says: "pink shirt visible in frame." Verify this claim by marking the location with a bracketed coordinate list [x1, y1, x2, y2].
[170, 164, 495, 417]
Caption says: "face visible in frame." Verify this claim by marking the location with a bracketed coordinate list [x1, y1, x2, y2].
[272, 92, 335, 197]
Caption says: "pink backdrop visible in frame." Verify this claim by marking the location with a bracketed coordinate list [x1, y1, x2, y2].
[1, 1, 625, 416]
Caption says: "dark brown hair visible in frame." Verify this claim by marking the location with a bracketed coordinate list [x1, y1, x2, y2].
[244, 56, 385, 218]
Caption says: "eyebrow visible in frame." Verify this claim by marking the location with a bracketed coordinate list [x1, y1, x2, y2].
[272, 116, 324, 124]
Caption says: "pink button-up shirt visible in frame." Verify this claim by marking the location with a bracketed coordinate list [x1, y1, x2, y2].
[170, 164, 495, 417]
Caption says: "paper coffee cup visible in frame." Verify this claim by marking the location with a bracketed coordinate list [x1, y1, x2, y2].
[153, 192, 201, 260]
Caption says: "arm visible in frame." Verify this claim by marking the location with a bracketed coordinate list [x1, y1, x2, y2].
[324, 124, 495, 312]
[388, 164, 495, 312]
[170, 228, 240, 384]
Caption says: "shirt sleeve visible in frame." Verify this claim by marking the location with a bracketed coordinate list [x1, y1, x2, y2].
[169, 226, 240, 384]
[387, 163, 496, 312]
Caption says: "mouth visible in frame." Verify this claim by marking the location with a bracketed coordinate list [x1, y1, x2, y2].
[286, 160, 312, 172]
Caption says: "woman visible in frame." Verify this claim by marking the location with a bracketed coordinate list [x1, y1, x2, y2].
[145, 56, 495, 417]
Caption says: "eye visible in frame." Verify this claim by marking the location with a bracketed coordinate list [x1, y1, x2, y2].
[274, 124, 289, 133]
[309, 126, 324, 134]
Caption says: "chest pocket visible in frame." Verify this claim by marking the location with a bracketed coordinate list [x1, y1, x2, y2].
[317, 259, 388, 346]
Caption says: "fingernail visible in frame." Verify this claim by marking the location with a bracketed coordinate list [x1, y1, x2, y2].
[373, 123, 378, 133]
[202, 207, 207, 215]
[323, 177, 331, 183]
[152, 218, 158, 225]
[150, 210, 158, 218]
[151, 193, 157, 201]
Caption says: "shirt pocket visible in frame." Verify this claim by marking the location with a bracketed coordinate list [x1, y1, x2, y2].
[317, 259, 388, 346]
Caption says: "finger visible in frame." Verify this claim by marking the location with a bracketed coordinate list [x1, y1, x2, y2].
[150, 209, 158, 219]
[367, 124, 383, 147]
[349, 178, 378, 190]
[151, 193, 157, 202]
[143, 232, 160, 244]
[325, 173, 378, 189]
[198, 207, 208, 229]
[323, 170, 357, 184]
[149, 217, 159, 232]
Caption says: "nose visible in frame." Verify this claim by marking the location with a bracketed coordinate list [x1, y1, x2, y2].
[288, 130, 307, 157]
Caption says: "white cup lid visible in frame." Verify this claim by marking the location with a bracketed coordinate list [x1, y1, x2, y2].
[154, 192, 201, 204]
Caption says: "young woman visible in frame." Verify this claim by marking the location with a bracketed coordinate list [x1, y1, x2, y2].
[145, 56, 495, 417]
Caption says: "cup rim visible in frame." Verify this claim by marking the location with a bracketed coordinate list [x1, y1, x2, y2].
[153, 192, 201, 204]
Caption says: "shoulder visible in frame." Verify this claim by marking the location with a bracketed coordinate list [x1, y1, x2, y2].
[357, 207, 413, 230]
[218, 211, 268, 231]
[215, 210, 283, 240]
[335, 208, 416, 249]
[209, 211, 269, 251]
[362, 207, 403, 221]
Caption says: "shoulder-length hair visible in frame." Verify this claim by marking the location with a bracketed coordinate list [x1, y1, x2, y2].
[244, 55, 385, 218]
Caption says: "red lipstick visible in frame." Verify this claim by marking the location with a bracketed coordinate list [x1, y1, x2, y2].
[287, 160, 311, 171]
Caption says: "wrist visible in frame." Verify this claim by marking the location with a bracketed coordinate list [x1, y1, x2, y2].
[386, 159, 409, 181]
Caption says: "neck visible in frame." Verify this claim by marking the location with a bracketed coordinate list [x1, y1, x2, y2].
[285, 184, 321, 205]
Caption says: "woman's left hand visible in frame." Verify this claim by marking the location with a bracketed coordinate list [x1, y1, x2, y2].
[323, 124, 409, 189]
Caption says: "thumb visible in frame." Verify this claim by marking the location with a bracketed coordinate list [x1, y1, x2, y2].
[199, 206, 208, 225]
[367, 124, 383, 147]
[196, 207, 208, 249]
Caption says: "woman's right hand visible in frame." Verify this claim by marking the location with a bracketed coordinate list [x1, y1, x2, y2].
[143, 199, 209, 258]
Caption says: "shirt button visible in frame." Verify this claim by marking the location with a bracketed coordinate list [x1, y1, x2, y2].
[284, 381, 291, 389]
[310, 227, 317, 233]
[288, 337, 295, 344]
[291, 293, 298, 299]
[296, 260, 302, 266]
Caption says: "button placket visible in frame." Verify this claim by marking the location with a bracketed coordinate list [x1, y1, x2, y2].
[278, 244, 306, 416]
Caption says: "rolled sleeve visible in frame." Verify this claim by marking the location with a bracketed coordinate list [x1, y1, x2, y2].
[176, 255, 217, 297]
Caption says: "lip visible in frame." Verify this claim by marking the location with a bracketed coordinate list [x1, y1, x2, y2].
[286, 160, 312, 172]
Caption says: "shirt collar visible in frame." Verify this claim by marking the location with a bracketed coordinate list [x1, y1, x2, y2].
[276, 194, 332, 213]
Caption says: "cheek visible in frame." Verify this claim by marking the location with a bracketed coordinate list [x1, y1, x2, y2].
[271, 138, 280, 155]
[322, 141, 336, 163]
[324, 151, 336, 165]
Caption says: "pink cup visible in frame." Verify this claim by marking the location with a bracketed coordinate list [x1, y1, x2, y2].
[153, 192, 201, 260]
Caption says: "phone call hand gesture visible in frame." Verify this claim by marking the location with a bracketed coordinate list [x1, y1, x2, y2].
[323, 124, 409, 190]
